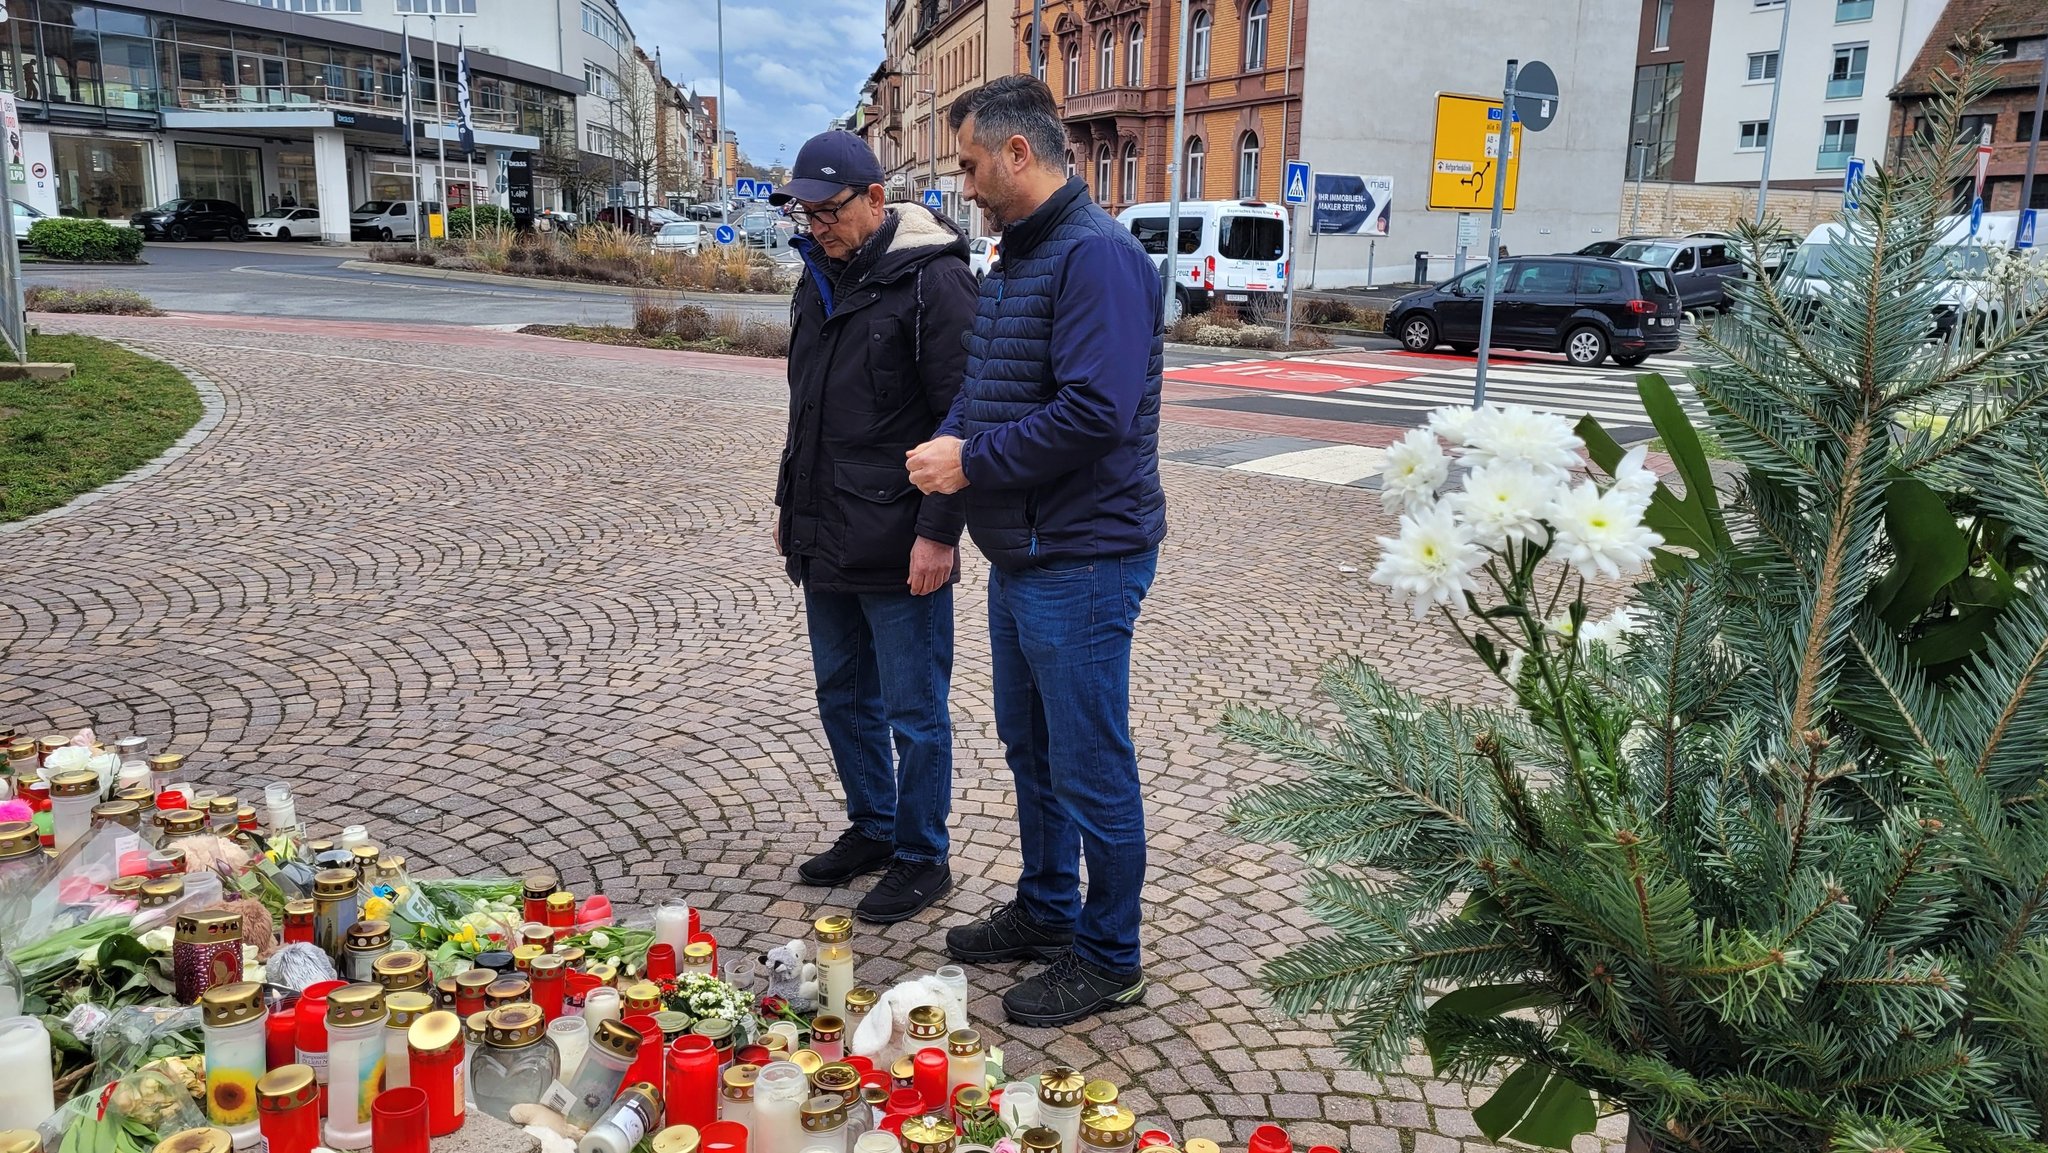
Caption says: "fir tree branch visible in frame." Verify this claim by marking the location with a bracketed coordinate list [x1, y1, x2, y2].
[1791, 414, 1879, 735]
[1969, 626, 2048, 784]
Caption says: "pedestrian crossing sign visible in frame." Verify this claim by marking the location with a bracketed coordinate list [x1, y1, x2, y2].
[1284, 161, 1310, 205]
[922, 188, 944, 210]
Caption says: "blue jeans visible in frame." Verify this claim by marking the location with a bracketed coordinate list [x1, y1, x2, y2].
[988, 550, 1157, 974]
[804, 586, 954, 864]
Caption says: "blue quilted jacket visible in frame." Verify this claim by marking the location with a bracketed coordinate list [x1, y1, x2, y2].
[937, 178, 1167, 572]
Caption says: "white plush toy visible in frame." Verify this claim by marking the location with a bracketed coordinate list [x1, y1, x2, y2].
[848, 975, 970, 1067]
[764, 939, 821, 1014]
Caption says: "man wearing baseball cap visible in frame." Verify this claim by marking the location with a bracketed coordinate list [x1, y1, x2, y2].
[772, 130, 979, 924]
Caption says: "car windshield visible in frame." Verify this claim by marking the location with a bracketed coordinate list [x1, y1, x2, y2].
[659, 222, 697, 235]
[1612, 241, 1680, 266]
[1783, 243, 1839, 279]
[352, 201, 392, 214]
[257, 209, 294, 219]
[150, 200, 191, 213]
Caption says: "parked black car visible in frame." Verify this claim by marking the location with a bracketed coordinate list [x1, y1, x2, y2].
[1383, 255, 1684, 368]
[129, 199, 249, 242]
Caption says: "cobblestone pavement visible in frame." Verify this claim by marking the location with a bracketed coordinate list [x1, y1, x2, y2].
[1, 315, 1627, 1153]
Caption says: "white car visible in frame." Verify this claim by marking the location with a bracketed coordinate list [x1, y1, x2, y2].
[10, 200, 46, 244]
[653, 221, 703, 254]
[251, 207, 321, 240]
[969, 236, 1000, 279]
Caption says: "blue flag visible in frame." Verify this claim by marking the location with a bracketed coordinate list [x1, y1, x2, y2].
[456, 31, 476, 158]
[400, 20, 415, 148]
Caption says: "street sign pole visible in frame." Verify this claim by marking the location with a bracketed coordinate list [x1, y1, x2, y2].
[1282, 160, 1309, 346]
[1471, 58, 1516, 408]
[2019, 46, 2047, 244]
[1284, 200, 1297, 345]
[1754, 0, 1790, 227]
[1162, 0, 1194, 324]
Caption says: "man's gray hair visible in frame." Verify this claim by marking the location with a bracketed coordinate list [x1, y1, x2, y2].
[947, 76, 1068, 173]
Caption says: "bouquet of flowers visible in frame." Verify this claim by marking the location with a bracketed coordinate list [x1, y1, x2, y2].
[659, 973, 755, 1041]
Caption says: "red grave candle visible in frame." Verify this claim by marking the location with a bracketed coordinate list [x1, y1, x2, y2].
[1248, 1126, 1294, 1153]
[700, 1120, 748, 1153]
[665, 1032, 720, 1130]
[407, 1011, 467, 1137]
[266, 1003, 299, 1071]
[913, 1048, 949, 1121]
[257, 1064, 322, 1153]
[645, 944, 678, 981]
[624, 1012, 665, 1091]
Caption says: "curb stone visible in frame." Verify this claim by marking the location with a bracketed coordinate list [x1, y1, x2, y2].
[338, 259, 795, 305]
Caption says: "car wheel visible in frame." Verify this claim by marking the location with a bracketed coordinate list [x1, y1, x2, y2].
[276, 228, 290, 240]
[1564, 326, 1609, 367]
[379, 228, 393, 242]
[1399, 314, 1439, 353]
[227, 223, 248, 242]
[165, 223, 188, 242]
[1614, 353, 1648, 368]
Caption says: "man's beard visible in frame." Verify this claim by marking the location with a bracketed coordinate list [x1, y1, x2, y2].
[973, 167, 1016, 231]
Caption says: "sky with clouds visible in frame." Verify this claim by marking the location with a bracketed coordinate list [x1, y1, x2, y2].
[616, 0, 884, 175]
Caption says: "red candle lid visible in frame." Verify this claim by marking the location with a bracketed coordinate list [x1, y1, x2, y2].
[1247, 1125, 1293, 1153]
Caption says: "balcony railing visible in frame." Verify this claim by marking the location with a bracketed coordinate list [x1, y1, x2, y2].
[1817, 147, 1855, 170]
[1826, 76, 1865, 99]
[1062, 87, 1146, 119]
[164, 82, 529, 133]
[1836, 0, 1873, 20]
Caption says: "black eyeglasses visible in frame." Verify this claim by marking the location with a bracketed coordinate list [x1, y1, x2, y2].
[788, 189, 859, 229]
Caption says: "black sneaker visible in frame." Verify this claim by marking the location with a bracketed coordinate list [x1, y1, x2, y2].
[798, 830, 897, 887]
[1001, 949, 1147, 1027]
[945, 900, 1074, 964]
[856, 859, 952, 924]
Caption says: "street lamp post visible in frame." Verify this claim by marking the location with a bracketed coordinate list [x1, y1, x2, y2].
[1754, 0, 1791, 226]
[1161, 0, 1194, 322]
[1631, 141, 1647, 234]
[717, 0, 728, 224]
[2020, 49, 2047, 238]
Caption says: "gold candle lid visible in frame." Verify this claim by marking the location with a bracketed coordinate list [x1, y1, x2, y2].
[5, 739, 32, 759]
[153, 1130, 231, 1153]
[1080, 1107, 1137, 1148]
[463, 1010, 491, 1042]
[800, 1094, 848, 1132]
[762, 1033, 790, 1054]
[109, 876, 145, 897]
[313, 868, 358, 899]
[545, 891, 575, 913]
[681, 940, 714, 966]
[50, 769, 98, 799]
[326, 983, 387, 1027]
[523, 872, 559, 900]
[956, 1086, 991, 1114]
[140, 876, 186, 908]
[486, 976, 532, 1005]
[116, 785, 155, 804]
[529, 953, 567, 980]
[1083, 1080, 1119, 1106]
[206, 796, 238, 816]
[555, 945, 586, 968]
[35, 736, 65, 755]
[1183, 1142, 1221, 1153]
[92, 799, 141, 826]
[948, 1028, 981, 1056]
[385, 990, 436, 1029]
[176, 909, 243, 946]
[409, 1010, 463, 1056]
[900, 1113, 958, 1153]
[1021, 1129, 1063, 1153]
[512, 944, 547, 970]
[791, 1048, 823, 1075]
[146, 752, 185, 773]
[520, 924, 554, 949]
[345, 920, 392, 951]
[256, 1064, 319, 1111]
[485, 1003, 546, 1047]
[890, 1055, 915, 1083]
[722, 1063, 760, 1100]
[373, 950, 430, 990]
[810, 1061, 860, 1098]
[199, 981, 264, 1028]
[592, 1018, 644, 1060]
[455, 969, 497, 994]
[813, 913, 853, 942]
[0, 822, 42, 860]
[811, 1014, 844, 1040]
[844, 986, 878, 1012]
[305, 839, 335, 857]
[906, 1004, 946, 1039]
[162, 810, 207, 838]
[653, 1126, 701, 1153]
[1039, 1066, 1085, 1107]
[625, 979, 664, 1005]
[0, 1136, 34, 1153]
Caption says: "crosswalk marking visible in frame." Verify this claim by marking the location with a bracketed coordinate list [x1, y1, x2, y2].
[1226, 443, 1387, 484]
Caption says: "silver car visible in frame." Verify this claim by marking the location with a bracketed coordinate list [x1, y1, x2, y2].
[653, 221, 703, 255]
[1611, 236, 1746, 312]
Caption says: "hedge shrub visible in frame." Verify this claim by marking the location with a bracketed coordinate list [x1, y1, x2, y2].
[27, 218, 145, 262]
[447, 204, 515, 238]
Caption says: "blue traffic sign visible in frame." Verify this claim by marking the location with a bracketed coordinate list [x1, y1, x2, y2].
[1843, 158, 1865, 210]
[714, 224, 737, 245]
[734, 177, 759, 201]
[2020, 208, 2038, 250]
[1283, 161, 1310, 205]
[922, 188, 944, 210]
[754, 183, 775, 202]
[1970, 196, 1984, 238]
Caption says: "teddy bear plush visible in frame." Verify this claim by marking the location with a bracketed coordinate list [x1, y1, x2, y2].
[848, 974, 970, 1067]
[764, 940, 820, 1014]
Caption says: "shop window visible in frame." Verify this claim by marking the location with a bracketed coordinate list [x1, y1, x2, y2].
[51, 135, 152, 219]
[176, 141, 264, 214]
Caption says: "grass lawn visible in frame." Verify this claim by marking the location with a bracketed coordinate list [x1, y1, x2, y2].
[1, 334, 202, 523]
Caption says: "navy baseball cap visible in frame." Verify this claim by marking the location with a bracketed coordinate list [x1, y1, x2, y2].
[769, 131, 886, 205]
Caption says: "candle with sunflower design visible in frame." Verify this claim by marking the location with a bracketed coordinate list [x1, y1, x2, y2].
[323, 984, 388, 1150]
[199, 982, 266, 1147]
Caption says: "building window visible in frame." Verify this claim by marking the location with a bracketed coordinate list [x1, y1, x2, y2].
[1184, 136, 1205, 199]
[1127, 22, 1143, 85]
[1244, 0, 1268, 70]
[395, 0, 476, 12]
[1738, 120, 1769, 150]
[1819, 115, 1858, 169]
[581, 3, 622, 51]
[176, 141, 264, 214]
[1958, 112, 1999, 144]
[1995, 37, 2047, 61]
[1066, 148, 1075, 178]
[1099, 30, 1115, 89]
[1653, 0, 1674, 50]
[1836, 0, 1874, 21]
[1827, 44, 1867, 100]
[1189, 10, 1210, 80]
[1123, 142, 1139, 201]
[1236, 131, 1259, 198]
[1035, 40, 1046, 80]
[1065, 40, 1079, 95]
[585, 61, 618, 100]
[51, 135, 152, 220]
[2020, 110, 2038, 145]
[1626, 62, 1684, 180]
[1096, 145, 1112, 202]
[1747, 52, 1778, 81]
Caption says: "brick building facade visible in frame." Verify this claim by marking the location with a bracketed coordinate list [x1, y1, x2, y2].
[1888, 0, 2048, 212]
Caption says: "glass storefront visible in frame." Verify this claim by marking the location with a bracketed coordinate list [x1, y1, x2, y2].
[50, 133, 150, 218]
[176, 141, 262, 212]
[275, 149, 316, 207]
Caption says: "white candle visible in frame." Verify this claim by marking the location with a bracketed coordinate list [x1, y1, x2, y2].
[0, 1017, 56, 1128]
[752, 1061, 808, 1153]
[654, 902, 691, 956]
[583, 987, 622, 1028]
[264, 783, 297, 832]
[338, 825, 370, 850]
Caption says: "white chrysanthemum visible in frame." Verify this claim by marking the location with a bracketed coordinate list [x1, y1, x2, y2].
[1450, 462, 1557, 547]
[1372, 504, 1484, 619]
[1460, 405, 1584, 478]
[1427, 406, 1481, 447]
[1610, 445, 1659, 508]
[1379, 428, 1449, 514]
[1549, 481, 1664, 580]
[1577, 606, 1640, 651]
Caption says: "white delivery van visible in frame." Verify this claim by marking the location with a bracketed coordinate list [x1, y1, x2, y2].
[1116, 200, 1289, 317]
[1781, 210, 2043, 338]
[349, 200, 443, 242]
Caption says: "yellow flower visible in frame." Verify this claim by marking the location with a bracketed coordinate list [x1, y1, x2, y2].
[362, 896, 393, 921]
[452, 925, 477, 945]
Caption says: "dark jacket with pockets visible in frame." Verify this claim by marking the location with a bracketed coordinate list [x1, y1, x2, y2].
[937, 177, 1167, 572]
[779, 202, 978, 595]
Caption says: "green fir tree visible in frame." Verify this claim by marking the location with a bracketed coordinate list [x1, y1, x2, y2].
[1225, 41, 2048, 1153]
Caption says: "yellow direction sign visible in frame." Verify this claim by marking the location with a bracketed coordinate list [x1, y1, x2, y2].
[1429, 92, 1522, 213]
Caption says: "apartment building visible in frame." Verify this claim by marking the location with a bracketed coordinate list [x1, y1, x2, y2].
[1888, 0, 2047, 211]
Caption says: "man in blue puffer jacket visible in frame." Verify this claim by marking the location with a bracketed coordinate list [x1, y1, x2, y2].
[907, 74, 1167, 1028]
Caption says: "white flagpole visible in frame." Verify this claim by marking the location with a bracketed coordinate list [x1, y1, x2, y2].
[405, 16, 422, 250]
[430, 13, 449, 230]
